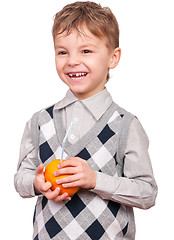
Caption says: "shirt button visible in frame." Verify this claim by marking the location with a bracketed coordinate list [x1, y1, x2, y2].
[70, 134, 75, 140]
[74, 117, 78, 123]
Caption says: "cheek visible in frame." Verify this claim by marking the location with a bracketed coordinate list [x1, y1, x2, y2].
[55, 59, 63, 74]
[93, 56, 109, 73]
[55, 65, 64, 81]
[55, 58, 59, 69]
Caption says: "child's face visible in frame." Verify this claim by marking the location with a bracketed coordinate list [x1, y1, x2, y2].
[54, 26, 120, 99]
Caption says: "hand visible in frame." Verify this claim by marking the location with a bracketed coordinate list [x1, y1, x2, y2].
[33, 164, 71, 201]
[54, 157, 96, 189]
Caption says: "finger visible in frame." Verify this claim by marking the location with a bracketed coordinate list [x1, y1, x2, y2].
[52, 192, 71, 202]
[62, 180, 80, 188]
[35, 164, 44, 176]
[58, 158, 81, 168]
[40, 181, 52, 192]
[44, 187, 61, 200]
[54, 167, 77, 176]
[56, 174, 79, 185]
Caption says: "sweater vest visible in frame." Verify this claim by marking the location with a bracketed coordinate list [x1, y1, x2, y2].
[31, 102, 135, 240]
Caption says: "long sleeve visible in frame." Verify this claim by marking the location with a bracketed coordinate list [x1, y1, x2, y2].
[91, 118, 158, 209]
[14, 120, 38, 198]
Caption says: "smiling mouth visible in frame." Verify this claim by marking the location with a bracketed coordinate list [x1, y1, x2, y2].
[68, 72, 88, 79]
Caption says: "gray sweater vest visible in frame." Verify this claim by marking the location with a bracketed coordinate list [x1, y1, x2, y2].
[31, 102, 135, 240]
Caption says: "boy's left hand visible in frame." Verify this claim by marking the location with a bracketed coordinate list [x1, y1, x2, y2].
[54, 157, 96, 189]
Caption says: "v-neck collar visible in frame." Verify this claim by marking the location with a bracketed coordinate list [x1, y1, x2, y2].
[53, 102, 119, 158]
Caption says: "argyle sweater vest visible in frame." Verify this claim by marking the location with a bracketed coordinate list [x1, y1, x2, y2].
[31, 102, 135, 240]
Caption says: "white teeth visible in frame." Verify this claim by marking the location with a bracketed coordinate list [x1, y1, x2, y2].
[68, 72, 86, 78]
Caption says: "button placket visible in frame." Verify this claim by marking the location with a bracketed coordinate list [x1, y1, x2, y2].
[73, 117, 78, 123]
[70, 134, 75, 140]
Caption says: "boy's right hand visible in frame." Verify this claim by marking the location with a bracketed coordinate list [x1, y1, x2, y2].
[33, 164, 71, 202]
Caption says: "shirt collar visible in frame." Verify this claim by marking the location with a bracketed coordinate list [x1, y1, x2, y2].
[55, 88, 113, 120]
[55, 90, 78, 110]
[82, 88, 113, 120]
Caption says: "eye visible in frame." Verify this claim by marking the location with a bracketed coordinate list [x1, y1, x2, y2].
[58, 51, 67, 55]
[82, 50, 92, 54]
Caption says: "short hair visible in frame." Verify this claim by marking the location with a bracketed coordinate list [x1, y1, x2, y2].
[52, 1, 119, 50]
[52, 1, 120, 81]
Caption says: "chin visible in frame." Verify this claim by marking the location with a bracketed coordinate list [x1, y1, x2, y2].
[69, 88, 89, 99]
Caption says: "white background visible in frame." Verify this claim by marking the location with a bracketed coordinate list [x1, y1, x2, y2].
[1, 0, 173, 239]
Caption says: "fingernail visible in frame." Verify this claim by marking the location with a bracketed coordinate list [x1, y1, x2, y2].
[47, 181, 52, 188]
[56, 179, 61, 184]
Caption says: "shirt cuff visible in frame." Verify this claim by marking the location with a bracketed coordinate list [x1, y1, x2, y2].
[90, 171, 118, 199]
[15, 173, 36, 198]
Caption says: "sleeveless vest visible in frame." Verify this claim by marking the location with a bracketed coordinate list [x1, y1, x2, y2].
[31, 102, 135, 240]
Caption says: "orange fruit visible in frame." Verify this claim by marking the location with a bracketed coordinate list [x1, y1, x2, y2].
[44, 159, 79, 196]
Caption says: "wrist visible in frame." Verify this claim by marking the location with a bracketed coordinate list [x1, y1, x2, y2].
[90, 171, 97, 189]
[33, 178, 41, 195]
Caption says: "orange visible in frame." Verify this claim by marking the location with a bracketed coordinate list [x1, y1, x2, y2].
[44, 159, 79, 196]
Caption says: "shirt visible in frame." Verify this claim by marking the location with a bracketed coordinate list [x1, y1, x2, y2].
[55, 88, 113, 144]
[14, 88, 157, 209]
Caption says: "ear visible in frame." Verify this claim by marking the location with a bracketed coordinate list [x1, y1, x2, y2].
[109, 47, 121, 69]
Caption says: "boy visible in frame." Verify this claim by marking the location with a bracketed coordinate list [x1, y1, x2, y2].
[14, 1, 158, 239]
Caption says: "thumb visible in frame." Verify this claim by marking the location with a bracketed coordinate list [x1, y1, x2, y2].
[35, 164, 45, 176]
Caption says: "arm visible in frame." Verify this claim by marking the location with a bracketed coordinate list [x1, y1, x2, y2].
[14, 120, 71, 201]
[91, 118, 158, 209]
[14, 120, 38, 198]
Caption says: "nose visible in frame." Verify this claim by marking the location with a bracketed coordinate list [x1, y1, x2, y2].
[67, 53, 81, 67]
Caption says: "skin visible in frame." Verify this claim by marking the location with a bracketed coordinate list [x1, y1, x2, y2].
[34, 164, 71, 201]
[34, 26, 121, 202]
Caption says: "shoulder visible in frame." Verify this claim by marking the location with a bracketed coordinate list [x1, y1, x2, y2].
[111, 102, 135, 126]
[30, 103, 57, 147]
[115, 104, 148, 143]
[31, 103, 57, 121]
[128, 117, 149, 146]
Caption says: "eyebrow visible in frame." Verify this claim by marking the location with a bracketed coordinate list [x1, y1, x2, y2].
[80, 43, 97, 48]
[54, 45, 66, 49]
[55, 43, 97, 50]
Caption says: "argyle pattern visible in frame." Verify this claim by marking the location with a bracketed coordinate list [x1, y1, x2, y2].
[33, 104, 134, 240]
